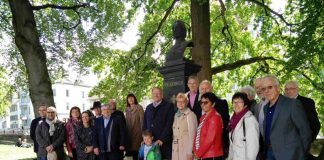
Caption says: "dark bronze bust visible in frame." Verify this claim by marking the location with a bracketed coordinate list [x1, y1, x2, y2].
[165, 20, 193, 64]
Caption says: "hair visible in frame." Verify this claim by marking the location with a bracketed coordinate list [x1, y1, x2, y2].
[188, 75, 199, 83]
[199, 80, 213, 91]
[38, 103, 47, 108]
[126, 93, 139, 107]
[151, 87, 163, 93]
[200, 92, 219, 107]
[239, 85, 256, 99]
[69, 106, 81, 120]
[232, 92, 250, 107]
[47, 106, 57, 112]
[176, 93, 189, 103]
[285, 80, 299, 89]
[263, 74, 280, 86]
[142, 130, 153, 137]
[81, 110, 94, 126]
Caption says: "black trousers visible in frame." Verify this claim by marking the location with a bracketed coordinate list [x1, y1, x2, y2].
[99, 151, 123, 160]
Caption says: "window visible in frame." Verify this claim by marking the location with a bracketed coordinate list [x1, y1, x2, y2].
[22, 120, 28, 126]
[66, 90, 69, 97]
[53, 89, 56, 97]
[10, 115, 18, 121]
[82, 104, 85, 111]
[10, 105, 17, 112]
[66, 103, 69, 110]
[82, 91, 85, 98]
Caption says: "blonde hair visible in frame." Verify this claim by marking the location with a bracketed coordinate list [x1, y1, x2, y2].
[176, 93, 189, 103]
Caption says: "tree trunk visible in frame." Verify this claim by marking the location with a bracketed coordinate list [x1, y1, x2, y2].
[9, 0, 55, 117]
[190, 0, 212, 82]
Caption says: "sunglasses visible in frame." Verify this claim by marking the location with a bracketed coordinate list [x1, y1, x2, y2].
[200, 101, 210, 105]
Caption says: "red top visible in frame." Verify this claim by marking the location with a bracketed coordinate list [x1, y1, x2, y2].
[193, 108, 224, 158]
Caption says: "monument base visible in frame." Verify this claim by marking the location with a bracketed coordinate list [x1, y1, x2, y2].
[159, 59, 201, 103]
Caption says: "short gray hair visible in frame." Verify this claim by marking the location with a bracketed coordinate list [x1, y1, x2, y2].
[263, 74, 280, 86]
[240, 86, 256, 99]
[285, 80, 299, 89]
[199, 80, 212, 90]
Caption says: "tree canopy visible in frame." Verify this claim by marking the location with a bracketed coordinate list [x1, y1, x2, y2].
[0, 0, 323, 132]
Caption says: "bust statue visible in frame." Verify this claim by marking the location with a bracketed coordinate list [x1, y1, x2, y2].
[165, 20, 193, 64]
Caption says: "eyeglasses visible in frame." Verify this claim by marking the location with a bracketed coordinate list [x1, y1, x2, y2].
[261, 85, 275, 92]
[47, 112, 55, 114]
[200, 101, 210, 105]
[284, 87, 297, 91]
[232, 101, 244, 105]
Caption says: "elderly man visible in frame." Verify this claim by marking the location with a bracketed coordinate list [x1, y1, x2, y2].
[285, 80, 320, 160]
[93, 104, 126, 160]
[30, 104, 47, 157]
[262, 75, 311, 160]
[143, 87, 175, 159]
[36, 106, 66, 160]
[186, 75, 201, 121]
[240, 85, 257, 109]
[199, 80, 230, 157]
[109, 99, 126, 125]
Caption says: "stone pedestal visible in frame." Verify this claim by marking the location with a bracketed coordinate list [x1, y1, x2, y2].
[158, 59, 201, 103]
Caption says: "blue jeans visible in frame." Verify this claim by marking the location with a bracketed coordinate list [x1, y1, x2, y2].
[266, 148, 276, 160]
[38, 156, 47, 160]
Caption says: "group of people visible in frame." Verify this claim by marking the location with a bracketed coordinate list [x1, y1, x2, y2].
[29, 74, 320, 160]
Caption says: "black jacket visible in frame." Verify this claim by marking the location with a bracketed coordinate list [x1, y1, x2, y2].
[30, 117, 45, 153]
[297, 95, 321, 142]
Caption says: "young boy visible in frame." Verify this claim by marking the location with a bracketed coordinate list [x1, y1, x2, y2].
[138, 130, 161, 160]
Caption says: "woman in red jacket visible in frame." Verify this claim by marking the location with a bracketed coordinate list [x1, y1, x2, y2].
[193, 92, 224, 160]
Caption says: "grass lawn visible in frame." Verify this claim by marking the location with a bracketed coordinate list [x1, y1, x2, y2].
[0, 144, 36, 160]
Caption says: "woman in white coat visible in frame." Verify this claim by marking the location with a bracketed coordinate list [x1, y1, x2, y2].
[228, 92, 259, 160]
[172, 93, 198, 160]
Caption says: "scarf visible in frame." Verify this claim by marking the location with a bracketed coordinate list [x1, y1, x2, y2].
[46, 119, 56, 136]
[175, 107, 189, 118]
[228, 107, 249, 132]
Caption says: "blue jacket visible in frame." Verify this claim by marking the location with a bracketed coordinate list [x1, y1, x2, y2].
[93, 114, 126, 152]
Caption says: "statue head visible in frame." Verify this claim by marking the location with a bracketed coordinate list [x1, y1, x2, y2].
[172, 20, 187, 40]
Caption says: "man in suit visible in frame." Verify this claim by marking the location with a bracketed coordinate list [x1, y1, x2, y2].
[262, 75, 311, 160]
[90, 101, 102, 118]
[143, 87, 175, 159]
[285, 80, 321, 160]
[199, 80, 230, 157]
[93, 104, 126, 160]
[30, 104, 47, 158]
[186, 75, 201, 121]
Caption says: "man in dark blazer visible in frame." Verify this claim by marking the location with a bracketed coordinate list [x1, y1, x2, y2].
[284, 80, 321, 142]
[262, 75, 311, 160]
[186, 75, 201, 121]
[30, 104, 47, 157]
[143, 87, 175, 160]
[93, 104, 126, 160]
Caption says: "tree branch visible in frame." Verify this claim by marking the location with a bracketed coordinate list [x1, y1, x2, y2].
[132, 0, 179, 65]
[211, 56, 277, 74]
[218, 0, 233, 48]
[31, 3, 89, 11]
[246, 0, 298, 26]
[294, 69, 324, 93]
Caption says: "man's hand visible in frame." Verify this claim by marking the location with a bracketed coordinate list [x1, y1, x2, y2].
[85, 146, 93, 153]
[119, 146, 125, 150]
[155, 140, 163, 146]
[46, 145, 54, 153]
[94, 148, 99, 155]
[68, 152, 73, 157]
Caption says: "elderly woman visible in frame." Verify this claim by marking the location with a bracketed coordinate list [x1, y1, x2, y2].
[172, 93, 198, 160]
[65, 106, 81, 160]
[74, 110, 96, 160]
[228, 92, 259, 160]
[193, 92, 224, 160]
[125, 93, 144, 160]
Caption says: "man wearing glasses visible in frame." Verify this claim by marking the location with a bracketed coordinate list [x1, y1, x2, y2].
[262, 75, 311, 160]
[285, 80, 320, 160]
[30, 104, 47, 159]
[35, 106, 66, 160]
